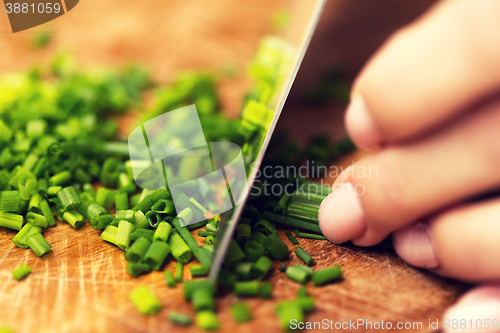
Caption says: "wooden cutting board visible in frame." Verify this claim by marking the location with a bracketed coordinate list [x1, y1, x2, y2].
[0, 0, 466, 332]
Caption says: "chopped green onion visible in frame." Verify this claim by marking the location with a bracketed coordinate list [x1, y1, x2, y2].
[264, 234, 288, 260]
[223, 239, 246, 269]
[171, 217, 211, 268]
[26, 233, 52, 257]
[144, 241, 171, 270]
[86, 203, 107, 220]
[190, 265, 209, 277]
[47, 186, 62, 196]
[295, 231, 327, 240]
[205, 235, 214, 245]
[49, 170, 71, 186]
[125, 237, 152, 263]
[168, 233, 192, 263]
[95, 187, 114, 208]
[133, 210, 149, 229]
[192, 287, 216, 311]
[62, 210, 85, 229]
[250, 231, 267, 244]
[295, 247, 315, 266]
[115, 209, 135, 222]
[57, 186, 81, 211]
[39, 199, 56, 227]
[260, 282, 272, 299]
[253, 219, 277, 235]
[217, 268, 237, 289]
[169, 312, 191, 326]
[115, 220, 135, 250]
[183, 279, 216, 300]
[297, 286, 308, 297]
[12, 263, 32, 281]
[175, 261, 184, 283]
[165, 271, 176, 288]
[0, 211, 24, 230]
[100, 157, 120, 187]
[130, 286, 162, 315]
[26, 212, 48, 228]
[230, 302, 252, 323]
[244, 240, 265, 262]
[312, 266, 342, 286]
[254, 256, 273, 278]
[127, 262, 151, 277]
[153, 221, 172, 242]
[101, 225, 118, 244]
[90, 214, 114, 230]
[236, 224, 251, 242]
[151, 199, 175, 214]
[12, 223, 42, 248]
[0, 191, 20, 212]
[262, 211, 322, 234]
[286, 266, 311, 284]
[234, 281, 261, 297]
[114, 191, 129, 210]
[234, 262, 254, 280]
[119, 172, 136, 193]
[130, 228, 154, 241]
[197, 230, 215, 237]
[276, 303, 304, 331]
[196, 310, 219, 331]
[285, 232, 299, 245]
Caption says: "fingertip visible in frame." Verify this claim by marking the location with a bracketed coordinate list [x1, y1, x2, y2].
[393, 223, 440, 269]
[345, 95, 384, 150]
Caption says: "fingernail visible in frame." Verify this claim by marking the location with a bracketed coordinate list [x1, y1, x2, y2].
[443, 285, 500, 333]
[393, 223, 439, 269]
[345, 95, 383, 150]
[318, 182, 366, 244]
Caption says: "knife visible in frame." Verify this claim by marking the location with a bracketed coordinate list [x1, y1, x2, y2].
[209, 0, 328, 280]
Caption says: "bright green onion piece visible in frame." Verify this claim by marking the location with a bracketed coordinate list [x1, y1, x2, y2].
[90, 214, 114, 230]
[196, 310, 219, 331]
[135, 195, 154, 213]
[0, 211, 24, 230]
[205, 235, 214, 245]
[177, 207, 193, 226]
[57, 186, 81, 211]
[295, 247, 315, 266]
[62, 210, 84, 229]
[192, 287, 215, 311]
[190, 265, 209, 277]
[28, 193, 43, 213]
[169, 312, 191, 326]
[297, 286, 308, 297]
[26, 233, 52, 257]
[171, 218, 211, 268]
[143, 241, 171, 270]
[276, 297, 315, 314]
[86, 203, 107, 220]
[115, 209, 135, 222]
[114, 191, 129, 210]
[12, 263, 32, 281]
[197, 230, 215, 237]
[168, 233, 192, 263]
[205, 222, 217, 233]
[253, 219, 276, 235]
[47, 186, 62, 196]
[49, 171, 71, 186]
[230, 302, 252, 323]
[250, 231, 267, 244]
[260, 282, 272, 299]
[286, 266, 311, 284]
[130, 286, 162, 315]
[254, 256, 273, 278]
[125, 237, 152, 263]
[223, 239, 246, 269]
[183, 279, 216, 300]
[264, 234, 288, 260]
[312, 266, 342, 286]
[95, 187, 114, 208]
[165, 271, 176, 288]
[151, 199, 175, 214]
[276, 303, 304, 331]
[234, 262, 254, 280]
[153, 221, 172, 242]
[234, 281, 261, 297]
[119, 172, 136, 193]
[244, 240, 265, 262]
[130, 228, 154, 241]
[26, 212, 48, 228]
[127, 262, 152, 277]
[12, 223, 42, 248]
[0, 191, 20, 212]
[134, 210, 149, 229]
[100, 157, 120, 187]
[285, 232, 299, 245]
[39, 199, 56, 227]
[295, 264, 314, 277]
[115, 220, 135, 250]
[101, 225, 118, 244]
[295, 231, 327, 240]
[175, 261, 183, 283]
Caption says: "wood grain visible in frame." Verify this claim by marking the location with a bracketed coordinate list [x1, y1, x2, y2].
[0, 0, 467, 332]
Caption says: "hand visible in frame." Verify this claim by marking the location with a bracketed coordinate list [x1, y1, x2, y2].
[318, 1, 500, 332]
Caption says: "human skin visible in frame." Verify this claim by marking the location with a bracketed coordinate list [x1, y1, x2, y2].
[318, 1, 500, 332]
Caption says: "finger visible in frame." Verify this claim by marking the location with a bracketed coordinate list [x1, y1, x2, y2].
[345, 0, 500, 149]
[443, 284, 500, 333]
[393, 198, 500, 282]
[319, 98, 500, 246]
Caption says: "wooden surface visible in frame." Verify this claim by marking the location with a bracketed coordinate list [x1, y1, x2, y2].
[0, 1, 467, 332]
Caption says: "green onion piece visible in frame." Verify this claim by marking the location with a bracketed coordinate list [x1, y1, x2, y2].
[274, 193, 291, 214]
[292, 191, 327, 204]
[74, 168, 91, 184]
[197, 230, 215, 237]
[190, 265, 209, 277]
[90, 214, 114, 230]
[150, 188, 171, 201]
[125, 237, 152, 263]
[264, 234, 288, 260]
[0, 191, 20, 212]
[286, 266, 311, 284]
[130, 228, 154, 241]
[183, 279, 216, 300]
[0, 211, 24, 230]
[254, 256, 273, 278]
[32, 157, 49, 178]
[244, 240, 265, 262]
[165, 271, 176, 288]
[262, 211, 322, 234]
[295, 231, 327, 240]
[12, 223, 42, 248]
[151, 199, 175, 214]
[260, 282, 272, 299]
[12, 263, 32, 281]
[63, 210, 84, 229]
[276, 303, 304, 331]
[236, 224, 251, 242]
[192, 287, 216, 311]
[49, 170, 71, 186]
[297, 286, 308, 297]
[83, 183, 96, 196]
[175, 261, 183, 283]
[79, 192, 94, 204]
[86, 203, 107, 220]
[287, 202, 319, 215]
[115, 220, 135, 250]
[37, 178, 48, 195]
[312, 266, 342, 286]
[234, 281, 261, 297]
[39, 199, 56, 227]
[250, 231, 267, 244]
[177, 207, 194, 226]
[285, 232, 299, 245]
[130, 193, 141, 208]
[18, 175, 37, 201]
[101, 225, 118, 244]
[26, 212, 48, 228]
[171, 218, 211, 268]
[129, 286, 162, 315]
[205, 235, 214, 245]
[217, 268, 236, 289]
[205, 222, 217, 233]
[47, 186, 62, 196]
[143, 241, 171, 270]
[26, 233, 52, 257]
[127, 262, 151, 277]
[168, 233, 192, 263]
[168, 312, 191, 326]
[23, 153, 38, 171]
[134, 210, 149, 229]
[295, 264, 314, 278]
[186, 219, 209, 231]
[115, 209, 135, 222]
[100, 157, 120, 187]
[234, 262, 254, 280]
[57, 186, 81, 211]
[253, 219, 277, 235]
[196, 310, 219, 331]
[119, 172, 136, 193]
[95, 187, 114, 208]
[135, 195, 154, 213]
[295, 247, 315, 266]
[230, 302, 251, 323]
[153, 221, 172, 242]
[114, 191, 129, 210]
[276, 297, 315, 314]
[223, 239, 246, 269]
